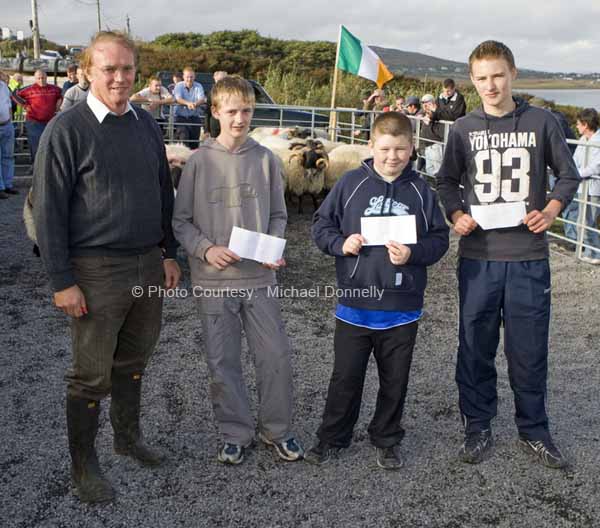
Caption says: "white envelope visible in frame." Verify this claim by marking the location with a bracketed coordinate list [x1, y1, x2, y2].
[360, 215, 417, 246]
[470, 202, 527, 230]
[228, 226, 286, 264]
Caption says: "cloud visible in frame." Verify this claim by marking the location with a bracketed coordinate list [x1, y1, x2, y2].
[2, 0, 598, 73]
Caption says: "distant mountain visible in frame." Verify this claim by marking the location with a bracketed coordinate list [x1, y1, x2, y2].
[371, 46, 598, 81]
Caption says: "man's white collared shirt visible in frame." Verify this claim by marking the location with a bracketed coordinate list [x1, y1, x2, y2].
[86, 91, 138, 123]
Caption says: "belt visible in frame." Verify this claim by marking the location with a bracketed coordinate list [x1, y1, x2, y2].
[0, 120, 11, 126]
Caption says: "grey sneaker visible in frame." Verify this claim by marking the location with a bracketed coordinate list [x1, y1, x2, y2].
[304, 440, 343, 465]
[375, 444, 404, 470]
[518, 437, 567, 469]
[217, 443, 246, 465]
[459, 429, 493, 464]
[259, 432, 304, 461]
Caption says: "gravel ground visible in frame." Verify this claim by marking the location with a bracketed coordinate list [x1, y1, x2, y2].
[1, 186, 599, 528]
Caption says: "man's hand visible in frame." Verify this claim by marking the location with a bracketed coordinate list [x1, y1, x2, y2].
[451, 211, 478, 236]
[342, 234, 366, 256]
[205, 246, 241, 270]
[186, 102, 196, 111]
[54, 285, 87, 318]
[386, 241, 411, 265]
[163, 259, 181, 289]
[262, 258, 286, 270]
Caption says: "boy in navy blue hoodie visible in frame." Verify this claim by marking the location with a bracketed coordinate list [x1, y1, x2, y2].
[306, 112, 449, 469]
[437, 41, 580, 469]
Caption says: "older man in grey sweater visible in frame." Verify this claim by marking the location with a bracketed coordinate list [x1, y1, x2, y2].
[33, 31, 180, 504]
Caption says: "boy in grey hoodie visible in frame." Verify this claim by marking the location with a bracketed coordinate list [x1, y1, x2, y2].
[172, 76, 304, 465]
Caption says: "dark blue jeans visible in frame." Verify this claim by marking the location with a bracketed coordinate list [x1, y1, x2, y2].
[25, 120, 47, 166]
[456, 258, 551, 441]
[0, 122, 14, 190]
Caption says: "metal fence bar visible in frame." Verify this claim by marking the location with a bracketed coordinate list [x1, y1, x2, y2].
[8, 99, 600, 262]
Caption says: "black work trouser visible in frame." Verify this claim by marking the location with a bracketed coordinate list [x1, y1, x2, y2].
[317, 318, 418, 448]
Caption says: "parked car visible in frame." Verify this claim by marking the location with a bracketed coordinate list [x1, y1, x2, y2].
[156, 71, 328, 130]
[40, 50, 63, 61]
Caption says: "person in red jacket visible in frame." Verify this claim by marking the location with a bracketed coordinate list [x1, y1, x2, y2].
[16, 70, 62, 169]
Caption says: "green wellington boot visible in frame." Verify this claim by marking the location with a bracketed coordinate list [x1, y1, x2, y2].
[110, 372, 164, 466]
[66, 396, 115, 504]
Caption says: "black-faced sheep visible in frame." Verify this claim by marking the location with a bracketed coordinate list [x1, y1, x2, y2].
[261, 137, 329, 214]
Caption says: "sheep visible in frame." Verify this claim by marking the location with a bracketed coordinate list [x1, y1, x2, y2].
[255, 135, 295, 152]
[165, 142, 194, 189]
[258, 137, 329, 214]
[249, 127, 294, 141]
[288, 127, 329, 140]
[284, 138, 329, 214]
[324, 144, 372, 190]
[23, 190, 39, 256]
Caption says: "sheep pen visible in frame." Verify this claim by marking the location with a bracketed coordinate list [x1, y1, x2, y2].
[1, 187, 599, 527]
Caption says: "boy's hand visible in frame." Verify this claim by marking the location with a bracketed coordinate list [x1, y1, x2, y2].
[386, 241, 411, 265]
[262, 258, 286, 270]
[205, 246, 240, 270]
[524, 200, 562, 233]
[343, 234, 366, 256]
[451, 211, 478, 236]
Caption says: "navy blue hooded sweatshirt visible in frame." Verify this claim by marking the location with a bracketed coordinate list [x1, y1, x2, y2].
[312, 160, 449, 311]
[437, 98, 580, 261]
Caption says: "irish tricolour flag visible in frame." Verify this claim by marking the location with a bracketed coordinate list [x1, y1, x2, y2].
[336, 26, 394, 88]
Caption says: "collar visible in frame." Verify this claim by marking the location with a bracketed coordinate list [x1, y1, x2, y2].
[86, 91, 138, 123]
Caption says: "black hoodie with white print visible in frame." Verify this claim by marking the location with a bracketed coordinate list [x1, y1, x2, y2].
[437, 98, 580, 261]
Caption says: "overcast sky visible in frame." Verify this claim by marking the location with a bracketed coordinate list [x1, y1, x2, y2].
[3, 0, 599, 73]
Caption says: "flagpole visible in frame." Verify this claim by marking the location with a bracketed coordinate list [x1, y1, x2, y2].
[329, 25, 342, 141]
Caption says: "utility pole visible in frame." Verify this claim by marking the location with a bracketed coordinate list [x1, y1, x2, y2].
[96, 0, 102, 32]
[30, 0, 40, 59]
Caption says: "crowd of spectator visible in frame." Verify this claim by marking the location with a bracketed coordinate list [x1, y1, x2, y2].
[0, 67, 598, 262]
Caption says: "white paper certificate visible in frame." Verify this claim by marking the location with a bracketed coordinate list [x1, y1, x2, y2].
[470, 202, 527, 230]
[228, 226, 286, 264]
[360, 215, 417, 246]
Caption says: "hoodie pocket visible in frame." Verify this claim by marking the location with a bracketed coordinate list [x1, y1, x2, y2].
[337, 247, 423, 292]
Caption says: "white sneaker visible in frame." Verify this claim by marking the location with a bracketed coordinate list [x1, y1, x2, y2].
[580, 256, 600, 265]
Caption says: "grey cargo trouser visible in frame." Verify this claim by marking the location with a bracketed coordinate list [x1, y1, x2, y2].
[198, 288, 294, 446]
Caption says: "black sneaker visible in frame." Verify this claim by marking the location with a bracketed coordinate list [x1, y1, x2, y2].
[518, 437, 567, 469]
[4, 188, 19, 195]
[304, 440, 343, 465]
[375, 444, 403, 470]
[459, 429, 493, 464]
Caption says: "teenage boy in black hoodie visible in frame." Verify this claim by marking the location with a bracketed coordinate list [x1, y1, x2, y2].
[437, 41, 580, 469]
[306, 112, 449, 469]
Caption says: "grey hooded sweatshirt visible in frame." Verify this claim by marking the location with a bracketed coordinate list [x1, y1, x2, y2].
[437, 98, 580, 261]
[172, 137, 287, 289]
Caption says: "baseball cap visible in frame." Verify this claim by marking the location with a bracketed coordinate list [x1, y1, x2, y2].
[405, 96, 420, 106]
[421, 94, 435, 104]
